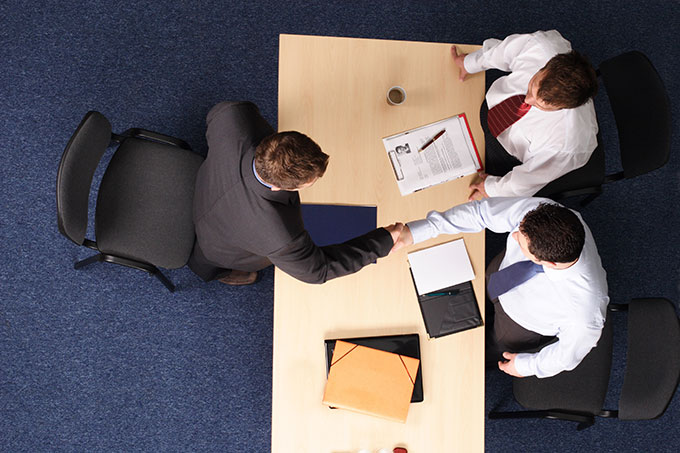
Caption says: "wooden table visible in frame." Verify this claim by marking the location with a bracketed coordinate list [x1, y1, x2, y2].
[274, 34, 486, 453]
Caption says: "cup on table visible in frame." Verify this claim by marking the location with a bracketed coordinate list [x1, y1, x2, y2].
[387, 86, 406, 106]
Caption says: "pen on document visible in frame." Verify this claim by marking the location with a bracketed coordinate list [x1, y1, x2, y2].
[426, 289, 459, 297]
[418, 129, 446, 152]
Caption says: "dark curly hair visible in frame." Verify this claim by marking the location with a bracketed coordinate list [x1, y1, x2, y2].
[519, 203, 585, 263]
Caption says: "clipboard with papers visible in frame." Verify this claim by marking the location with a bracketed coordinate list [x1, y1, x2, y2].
[382, 113, 483, 196]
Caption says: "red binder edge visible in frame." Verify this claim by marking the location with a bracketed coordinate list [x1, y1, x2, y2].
[459, 112, 484, 172]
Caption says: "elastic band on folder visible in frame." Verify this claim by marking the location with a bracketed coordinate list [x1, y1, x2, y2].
[399, 355, 416, 385]
[330, 344, 359, 367]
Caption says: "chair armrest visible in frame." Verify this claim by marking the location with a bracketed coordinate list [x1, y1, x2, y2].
[120, 128, 191, 150]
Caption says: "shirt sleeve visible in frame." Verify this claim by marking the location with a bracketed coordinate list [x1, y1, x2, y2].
[513, 320, 603, 378]
[266, 227, 393, 284]
[463, 33, 537, 74]
[484, 145, 576, 197]
[406, 197, 545, 244]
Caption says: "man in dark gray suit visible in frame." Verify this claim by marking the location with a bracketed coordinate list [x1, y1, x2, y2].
[189, 101, 402, 285]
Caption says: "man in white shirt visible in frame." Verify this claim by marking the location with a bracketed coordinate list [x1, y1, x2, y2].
[452, 30, 599, 199]
[392, 197, 609, 378]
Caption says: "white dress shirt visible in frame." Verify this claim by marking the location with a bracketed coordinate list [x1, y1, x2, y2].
[464, 30, 599, 197]
[407, 197, 609, 378]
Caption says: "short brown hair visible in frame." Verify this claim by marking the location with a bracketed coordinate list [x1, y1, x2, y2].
[254, 131, 329, 190]
[519, 203, 585, 263]
[538, 51, 598, 109]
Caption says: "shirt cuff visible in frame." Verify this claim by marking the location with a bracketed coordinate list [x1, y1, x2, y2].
[406, 219, 434, 244]
[463, 51, 484, 74]
[513, 353, 534, 377]
[483, 175, 501, 197]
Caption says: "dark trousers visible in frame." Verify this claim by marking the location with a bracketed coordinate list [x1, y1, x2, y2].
[485, 251, 556, 362]
[188, 240, 233, 282]
[480, 100, 522, 177]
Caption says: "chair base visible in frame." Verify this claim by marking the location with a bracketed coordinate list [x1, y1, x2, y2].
[488, 408, 619, 431]
[547, 186, 603, 207]
[75, 252, 176, 292]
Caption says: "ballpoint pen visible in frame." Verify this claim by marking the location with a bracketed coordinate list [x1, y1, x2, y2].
[418, 128, 446, 152]
[426, 289, 459, 297]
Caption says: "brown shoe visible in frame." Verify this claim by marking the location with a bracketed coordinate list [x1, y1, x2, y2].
[218, 270, 259, 286]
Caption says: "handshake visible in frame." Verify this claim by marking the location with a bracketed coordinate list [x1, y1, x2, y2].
[384, 223, 413, 254]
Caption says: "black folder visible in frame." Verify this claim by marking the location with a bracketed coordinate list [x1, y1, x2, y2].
[411, 271, 483, 338]
[324, 333, 423, 403]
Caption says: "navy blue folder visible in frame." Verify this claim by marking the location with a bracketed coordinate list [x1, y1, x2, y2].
[301, 204, 377, 246]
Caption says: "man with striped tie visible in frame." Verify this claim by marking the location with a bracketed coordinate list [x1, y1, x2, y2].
[391, 197, 609, 378]
[451, 31, 599, 200]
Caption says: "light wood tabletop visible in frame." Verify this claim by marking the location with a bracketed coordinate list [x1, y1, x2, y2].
[274, 34, 486, 453]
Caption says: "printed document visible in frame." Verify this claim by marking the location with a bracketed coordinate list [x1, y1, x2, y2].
[383, 113, 482, 196]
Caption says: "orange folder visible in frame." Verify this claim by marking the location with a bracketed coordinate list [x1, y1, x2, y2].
[322, 340, 420, 423]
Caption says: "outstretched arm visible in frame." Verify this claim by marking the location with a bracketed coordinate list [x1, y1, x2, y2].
[267, 225, 398, 284]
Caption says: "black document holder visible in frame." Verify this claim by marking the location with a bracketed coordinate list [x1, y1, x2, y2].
[412, 272, 483, 338]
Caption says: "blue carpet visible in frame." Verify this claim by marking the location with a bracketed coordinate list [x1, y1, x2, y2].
[1, 1, 678, 451]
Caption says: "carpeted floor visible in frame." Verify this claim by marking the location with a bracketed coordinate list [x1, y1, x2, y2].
[1, 1, 678, 451]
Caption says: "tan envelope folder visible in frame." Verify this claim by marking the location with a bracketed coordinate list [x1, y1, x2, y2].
[322, 340, 420, 423]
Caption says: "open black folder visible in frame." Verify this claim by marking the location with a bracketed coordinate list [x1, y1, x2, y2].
[410, 271, 483, 339]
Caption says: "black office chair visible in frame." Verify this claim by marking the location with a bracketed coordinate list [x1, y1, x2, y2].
[56, 111, 204, 292]
[489, 298, 680, 430]
[536, 51, 671, 206]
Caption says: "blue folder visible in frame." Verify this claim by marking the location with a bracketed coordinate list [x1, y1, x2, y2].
[301, 204, 377, 246]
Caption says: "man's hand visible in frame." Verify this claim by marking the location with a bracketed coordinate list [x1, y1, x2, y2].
[451, 45, 469, 81]
[498, 352, 524, 377]
[468, 172, 489, 201]
[389, 224, 413, 254]
[384, 223, 405, 248]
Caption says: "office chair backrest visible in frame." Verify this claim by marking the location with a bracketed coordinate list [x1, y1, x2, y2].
[598, 51, 671, 179]
[619, 298, 680, 420]
[56, 111, 112, 245]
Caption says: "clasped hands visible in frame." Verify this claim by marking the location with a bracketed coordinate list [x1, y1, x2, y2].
[383, 223, 414, 254]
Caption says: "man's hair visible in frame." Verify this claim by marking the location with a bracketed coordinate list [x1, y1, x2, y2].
[519, 203, 585, 263]
[538, 51, 598, 109]
[254, 131, 329, 190]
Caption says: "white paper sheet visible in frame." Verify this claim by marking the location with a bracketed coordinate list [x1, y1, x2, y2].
[407, 238, 475, 296]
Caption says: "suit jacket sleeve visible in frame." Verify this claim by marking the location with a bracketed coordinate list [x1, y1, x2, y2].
[267, 227, 393, 284]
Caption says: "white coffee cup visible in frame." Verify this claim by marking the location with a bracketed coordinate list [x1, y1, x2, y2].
[387, 86, 407, 106]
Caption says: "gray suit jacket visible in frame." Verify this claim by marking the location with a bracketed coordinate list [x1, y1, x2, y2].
[189, 101, 393, 284]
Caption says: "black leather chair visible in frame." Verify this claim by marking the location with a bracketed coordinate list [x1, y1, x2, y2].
[489, 298, 680, 430]
[536, 51, 671, 206]
[56, 111, 204, 292]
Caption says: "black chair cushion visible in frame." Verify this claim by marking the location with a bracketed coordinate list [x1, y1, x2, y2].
[95, 137, 204, 269]
[56, 111, 112, 245]
[619, 298, 680, 420]
[599, 51, 671, 179]
[512, 313, 613, 414]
